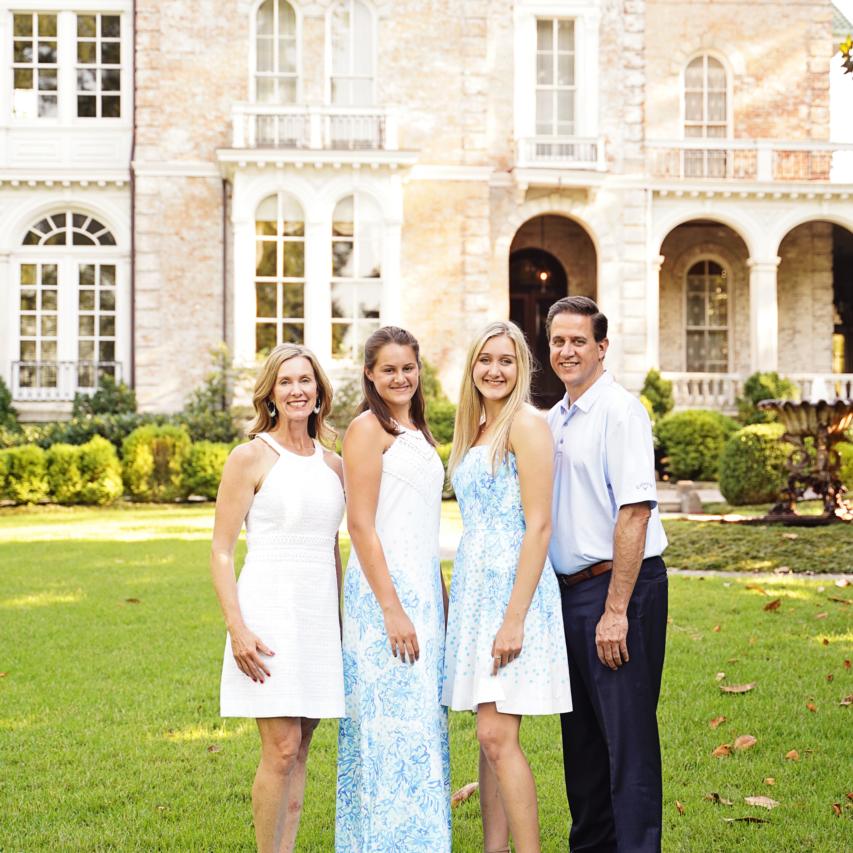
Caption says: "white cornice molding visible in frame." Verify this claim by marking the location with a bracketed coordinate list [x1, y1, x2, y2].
[0, 171, 128, 187]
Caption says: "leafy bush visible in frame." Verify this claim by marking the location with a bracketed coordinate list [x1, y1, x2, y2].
[427, 399, 457, 444]
[19, 412, 161, 451]
[736, 371, 798, 425]
[838, 442, 853, 493]
[640, 369, 674, 421]
[1, 445, 49, 504]
[78, 436, 123, 505]
[122, 425, 192, 502]
[0, 451, 9, 501]
[719, 423, 794, 505]
[46, 443, 85, 504]
[435, 442, 454, 499]
[655, 409, 739, 481]
[329, 372, 363, 432]
[72, 375, 137, 417]
[182, 441, 232, 500]
[0, 377, 20, 432]
[176, 346, 239, 443]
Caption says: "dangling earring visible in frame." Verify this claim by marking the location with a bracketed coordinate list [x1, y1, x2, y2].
[266, 399, 277, 418]
[313, 398, 322, 414]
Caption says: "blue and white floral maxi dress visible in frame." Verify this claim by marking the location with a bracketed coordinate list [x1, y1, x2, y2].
[336, 427, 451, 852]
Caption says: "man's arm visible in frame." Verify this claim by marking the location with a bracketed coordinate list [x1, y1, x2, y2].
[595, 501, 650, 670]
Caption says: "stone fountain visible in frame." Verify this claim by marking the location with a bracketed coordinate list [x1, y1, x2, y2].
[757, 395, 853, 525]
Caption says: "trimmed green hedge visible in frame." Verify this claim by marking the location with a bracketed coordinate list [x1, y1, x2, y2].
[122, 425, 192, 502]
[718, 423, 793, 505]
[43, 436, 123, 506]
[838, 442, 853, 494]
[182, 441, 232, 500]
[0, 445, 49, 504]
[655, 409, 740, 481]
[428, 400, 457, 445]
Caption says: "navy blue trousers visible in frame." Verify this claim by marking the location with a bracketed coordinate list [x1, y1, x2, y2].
[559, 556, 668, 853]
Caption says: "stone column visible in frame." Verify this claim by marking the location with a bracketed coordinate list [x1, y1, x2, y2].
[646, 254, 664, 369]
[747, 257, 780, 372]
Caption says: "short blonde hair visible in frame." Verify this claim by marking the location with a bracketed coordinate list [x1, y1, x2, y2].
[448, 321, 532, 478]
[248, 344, 336, 447]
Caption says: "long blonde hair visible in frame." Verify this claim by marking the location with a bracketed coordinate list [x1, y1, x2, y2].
[448, 321, 532, 478]
[248, 343, 336, 448]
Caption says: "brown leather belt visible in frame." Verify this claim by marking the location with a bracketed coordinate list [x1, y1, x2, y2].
[557, 560, 613, 589]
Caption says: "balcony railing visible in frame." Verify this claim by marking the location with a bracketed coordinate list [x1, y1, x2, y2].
[231, 104, 398, 151]
[516, 136, 606, 170]
[661, 371, 853, 411]
[11, 361, 122, 402]
[646, 139, 853, 183]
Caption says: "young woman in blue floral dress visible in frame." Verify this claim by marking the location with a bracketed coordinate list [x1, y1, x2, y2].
[442, 321, 572, 853]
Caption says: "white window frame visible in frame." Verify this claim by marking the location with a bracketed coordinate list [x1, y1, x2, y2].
[325, 0, 377, 107]
[513, 1, 599, 145]
[249, 0, 302, 105]
[681, 52, 731, 138]
[11, 211, 129, 394]
[534, 18, 576, 137]
[683, 256, 732, 373]
[2, 3, 131, 127]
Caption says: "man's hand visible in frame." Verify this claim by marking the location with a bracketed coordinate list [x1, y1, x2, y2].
[595, 608, 629, 670]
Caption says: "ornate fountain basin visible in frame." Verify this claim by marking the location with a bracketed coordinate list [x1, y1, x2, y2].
[756, 398, 853, 523]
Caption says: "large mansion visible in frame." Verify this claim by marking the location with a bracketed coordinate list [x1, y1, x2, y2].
[2, 0, 852, 418]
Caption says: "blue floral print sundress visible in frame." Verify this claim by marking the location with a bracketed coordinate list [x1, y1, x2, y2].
[336, 427, 451, 852]
[442, 446, 572, 715]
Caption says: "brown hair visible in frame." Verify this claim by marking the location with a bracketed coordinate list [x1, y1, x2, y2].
[546, 296, 608, 342]
[358, 326, 436, 446]
[248, 343, 336, 447]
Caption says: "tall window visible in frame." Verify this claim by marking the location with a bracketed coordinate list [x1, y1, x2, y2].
[686, 260, 729, 372]
[684, 55, 727, 177]
[76, 14, 121, 118]
[12, 13, 58, 118]
[255, 194, 305, 355]
[535, 19, 574, 136]
[329, 0, 374, 106]
[16, 211, 119, 393]
[331, 194, 382, 360]
[255, 0, 297, 103]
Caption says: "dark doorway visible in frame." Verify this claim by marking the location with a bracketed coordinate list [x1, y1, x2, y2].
[833, 225, 853, 373]
[509, 247, 567, 408]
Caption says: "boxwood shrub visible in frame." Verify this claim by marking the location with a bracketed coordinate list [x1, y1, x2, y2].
[427, 400, 457, 445]
[46, 443, 85, 505]
[122, 424, 191, 502]
[78, 436, 123, 505]
[838, 442, 853, 493]
[182, 441, 232, 500]
[1, 444, 49, 504]
[718, 423, 794, 505]
[655, 409, 739, 481]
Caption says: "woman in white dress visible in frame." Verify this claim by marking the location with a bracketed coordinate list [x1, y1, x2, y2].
[211, 343, 345, 853]
[335, 326, 451, 852]
[442, 321, 571, 853]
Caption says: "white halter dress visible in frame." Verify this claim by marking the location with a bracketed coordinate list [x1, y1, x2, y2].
[220, 433, 346, 719]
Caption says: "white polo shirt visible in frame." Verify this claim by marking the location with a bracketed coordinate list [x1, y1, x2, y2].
[547, 371, 668, 575]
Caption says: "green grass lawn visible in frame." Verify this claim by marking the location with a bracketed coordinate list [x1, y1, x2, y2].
[1, 505, 851, 851]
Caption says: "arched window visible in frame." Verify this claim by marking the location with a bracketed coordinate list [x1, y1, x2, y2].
[685, 259, 729, 372]
[331, 194, 382, 359]
[255, 0, 297, 103]
[684, 55, 728, 177]
[15, 210, 119, 395]
[329, 0, 375, 106]
[255, 193, 305, 355]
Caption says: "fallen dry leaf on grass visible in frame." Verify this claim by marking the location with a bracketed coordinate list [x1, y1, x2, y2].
[0, 672, 7, 678]
[745, 796, 779, 810]
[822, 638, 830, 646]
[733, 734, 757, 751]
[125, 598, 141, 604]
[451, 782, 479, 807]
[764, 778, 775, 786]
[763, 598, 781, 612]
[840, 695, 853, 707]
[745, 584, 767, 595]
[207, 744, 222, 753]
[724, 816, 769, 824]
[713, 624, 721, 632]
[709, 715, 727, 729]
[806, 702, 817, 713]
[845, 659, 852, 670]
[847, 793, 853, 801]
[715, 672, 726, 681]
[832, 803, 842, 817]
[675, 800, 685, 815]
[704, 792, 733, 805]
[785, 750, 800, 761]
[828, 596, 850, 606]
[712, 743, 732, 757]
[815, 612, 828, 620]
[720, 682, 756, 694]
[827, 673, 834, 682]
[781, 532, 798, 540]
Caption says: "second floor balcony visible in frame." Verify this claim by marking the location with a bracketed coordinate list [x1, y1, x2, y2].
[230, 103, 398, 152]
[515, 136, 607, 171]
[647, 139, 853, 185]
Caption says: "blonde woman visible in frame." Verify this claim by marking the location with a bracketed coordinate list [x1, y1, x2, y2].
[212, 344, 345, 853]
[442, 321, 571, 853]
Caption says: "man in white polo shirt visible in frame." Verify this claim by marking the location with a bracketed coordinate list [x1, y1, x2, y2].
[546, 296, 668, 853]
